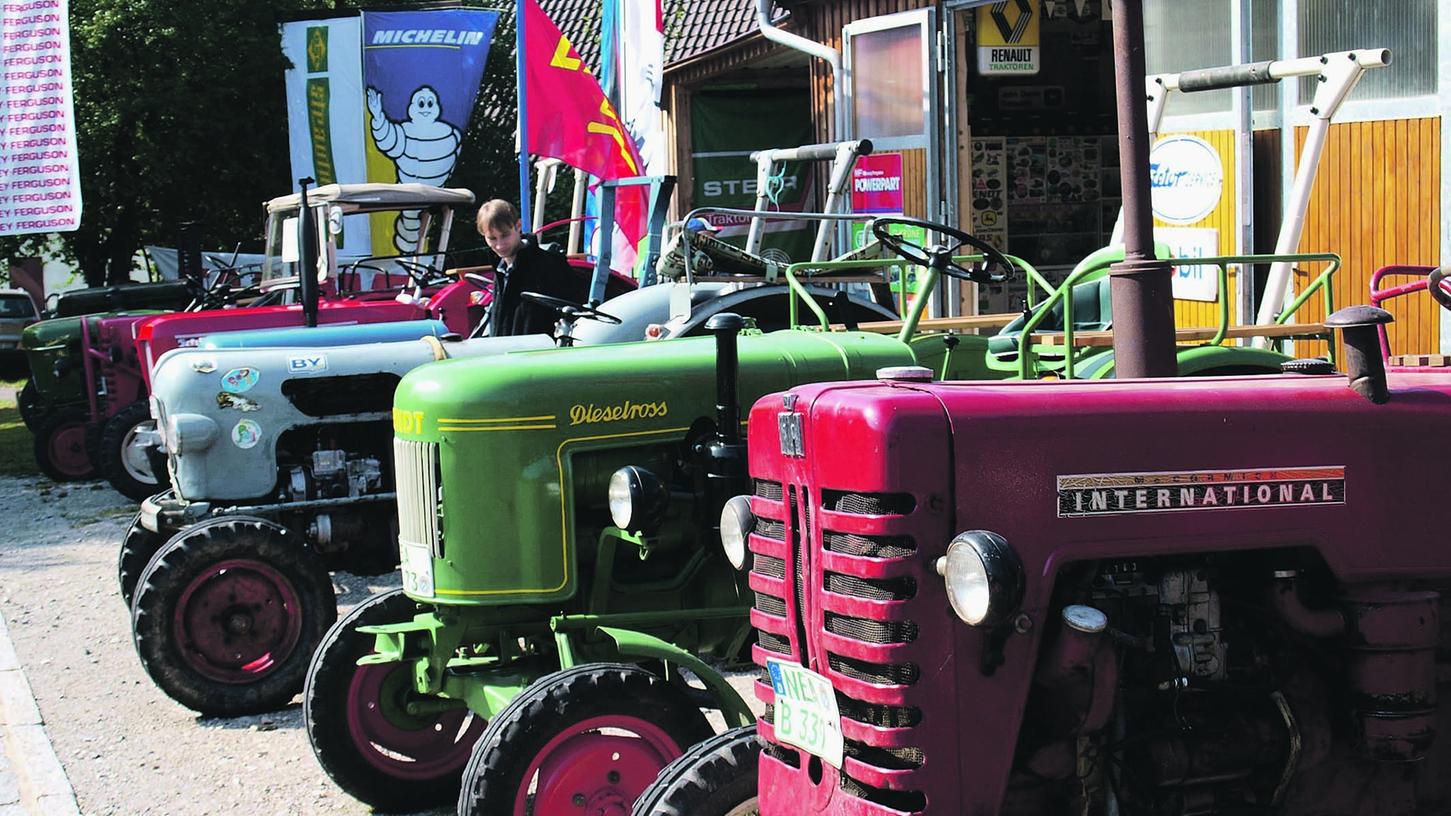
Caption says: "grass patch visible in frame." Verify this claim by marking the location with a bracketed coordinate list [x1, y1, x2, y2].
[0, 384, 37, 476]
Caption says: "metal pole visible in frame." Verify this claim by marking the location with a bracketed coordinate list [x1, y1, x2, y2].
[298, 177, 319, 328]
[516, 0, 531, 231]
[1107, 0, 1176, 379]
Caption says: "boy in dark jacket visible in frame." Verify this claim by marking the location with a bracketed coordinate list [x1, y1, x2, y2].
[476, 199, 586, 336]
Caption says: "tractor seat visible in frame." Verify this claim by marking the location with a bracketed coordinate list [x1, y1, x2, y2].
[987, 278, 1113, 358]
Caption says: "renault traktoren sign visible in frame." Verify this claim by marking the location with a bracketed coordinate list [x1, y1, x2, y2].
[977, 0, 1040, 76]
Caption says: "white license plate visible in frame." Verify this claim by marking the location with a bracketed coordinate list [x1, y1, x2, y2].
[766, 658, 844, 768]
[399, 541, 435, 598]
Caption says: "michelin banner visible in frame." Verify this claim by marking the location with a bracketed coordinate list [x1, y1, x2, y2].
[0, 0, 81, 236]
[281, 9, 498, 259]
[361, 9, 499, 257]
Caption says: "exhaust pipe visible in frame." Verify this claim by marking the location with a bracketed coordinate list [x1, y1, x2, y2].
[298, 177, 319, 328]
[703, 312, 749, 509]
[1325, 305, 1393, 404]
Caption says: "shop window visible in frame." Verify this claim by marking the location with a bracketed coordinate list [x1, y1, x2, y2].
[1144, 1, 1233, 115]
[1297, 0, 1436, 102]
[850, 24, 925, 138]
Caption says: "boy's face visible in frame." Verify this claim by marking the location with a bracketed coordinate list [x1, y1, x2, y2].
[483, 220, 522, 262]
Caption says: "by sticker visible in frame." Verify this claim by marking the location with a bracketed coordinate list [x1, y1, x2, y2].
[288, 354, 328, 374]
[191, 357, 217, 373]
[221, 367, 260, 394]
[231, 419, 262, 449]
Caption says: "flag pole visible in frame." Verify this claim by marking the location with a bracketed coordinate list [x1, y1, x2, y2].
[516, 0, 531, 231]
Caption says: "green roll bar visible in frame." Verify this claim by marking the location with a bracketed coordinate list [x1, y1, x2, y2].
[1012, 252, 1341, 379]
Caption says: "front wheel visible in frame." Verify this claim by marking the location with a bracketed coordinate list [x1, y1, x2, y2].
[99, 400, 170, 502]
[33, 408, 95, 481]
[458, 663, 713, 816]
[117, 506, 165, 607]
[304, 589, 488, 812]
[17, 380, 47, 430]
[130, 517, 336, 716]
[632, 725, 760, 816]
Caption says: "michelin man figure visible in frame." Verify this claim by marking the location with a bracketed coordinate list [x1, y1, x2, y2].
[366, 85, 462, 254]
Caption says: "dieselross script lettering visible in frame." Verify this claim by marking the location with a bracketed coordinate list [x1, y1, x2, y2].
[568, 400, 668, 426]
[1057, 467, 1346, 518]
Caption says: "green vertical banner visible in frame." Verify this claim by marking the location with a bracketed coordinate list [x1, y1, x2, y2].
[305, 78, 337, 186]
[690, 90, 815, 263]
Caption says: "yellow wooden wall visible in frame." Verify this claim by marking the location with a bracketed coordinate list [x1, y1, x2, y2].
[1156, 129, 1241, 330]
[1292, 117, 1441, 357]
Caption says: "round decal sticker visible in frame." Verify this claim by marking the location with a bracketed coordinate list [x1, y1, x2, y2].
[221, 367, 260, 394]
[231, 419, 262, 449]
[1148, 135, 1224, 225]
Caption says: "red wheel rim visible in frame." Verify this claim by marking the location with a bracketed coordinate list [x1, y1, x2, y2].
[45, 420, 92, 479]
[514, 714, 687, 816]
[171, 558, 304, 684]
[344, 661, 485, 781]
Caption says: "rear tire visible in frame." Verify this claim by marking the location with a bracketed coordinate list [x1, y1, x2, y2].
[33, 408, 95, 481]
[304, 589, 488, 812]
[632, 725, 760, 816]
[130, 517, 336, 716]
[99, 400, 170, 502]
[458, 663, 713, 816]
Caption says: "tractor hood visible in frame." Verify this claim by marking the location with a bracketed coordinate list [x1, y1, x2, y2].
[151, 333, 552, 502]
[390, 329, 919, 606]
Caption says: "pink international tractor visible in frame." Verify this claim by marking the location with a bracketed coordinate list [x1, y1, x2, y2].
[630, 7, 1450, 812]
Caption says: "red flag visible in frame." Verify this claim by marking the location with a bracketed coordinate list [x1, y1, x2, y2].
[523, 0, 646, 267]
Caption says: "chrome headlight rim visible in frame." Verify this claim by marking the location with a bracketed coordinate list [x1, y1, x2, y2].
[719, 494, 754, 571]
[936, 530, 1024, 627]
[607, 465, 670, 535]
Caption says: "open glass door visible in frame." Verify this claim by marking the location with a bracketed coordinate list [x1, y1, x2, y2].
[842, 8, 949, 314]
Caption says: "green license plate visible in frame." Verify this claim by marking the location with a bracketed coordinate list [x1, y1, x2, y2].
[767, 658, 844, 768]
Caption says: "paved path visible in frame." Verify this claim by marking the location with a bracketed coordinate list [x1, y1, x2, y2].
[0, 611, 79, 816]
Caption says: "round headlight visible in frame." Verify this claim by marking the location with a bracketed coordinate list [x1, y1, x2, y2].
[719, 495, 755, 570]
[607, 465, 670, 535]
[935, 530, 1023, 627]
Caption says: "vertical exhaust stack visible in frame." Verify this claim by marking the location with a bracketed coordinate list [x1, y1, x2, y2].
[703, 313, 749, 511]
[297, 177, 319, 328]
[1108, 0, 1177, 378]
[1325, 305, 1393, 404]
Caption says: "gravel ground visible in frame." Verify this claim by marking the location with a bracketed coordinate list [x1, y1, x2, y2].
[0, 474, 441, 816]
[0, 469, 763, 815]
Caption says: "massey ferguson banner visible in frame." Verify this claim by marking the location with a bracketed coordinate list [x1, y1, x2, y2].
[0, 0, 81, 235]
[281, 9, 499, 258]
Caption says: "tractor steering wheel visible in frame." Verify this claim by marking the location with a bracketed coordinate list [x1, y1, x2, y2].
[1428, 267, 1451, 312]
[520, 291, 623, 325]
[870, 216, 1014, 285]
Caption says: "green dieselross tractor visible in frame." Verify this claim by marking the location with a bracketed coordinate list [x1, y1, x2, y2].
[301, 219, 1020, 814]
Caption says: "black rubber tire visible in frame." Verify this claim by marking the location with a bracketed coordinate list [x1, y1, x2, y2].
[632, 725, 760, 816]
[32, 408, 96, 481]
[99, 400, 171, 502]
[458, 663, 714, 816]
[304, 589, 484, 812]
[17, 380, 47, 430]
[117, 508, 164, 608]
[130, 517, 337, 716]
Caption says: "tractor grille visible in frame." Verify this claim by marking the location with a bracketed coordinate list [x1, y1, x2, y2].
[752, 473, 930, 812]
[393, 439, 442, 557]
[821, 490, 928, 812]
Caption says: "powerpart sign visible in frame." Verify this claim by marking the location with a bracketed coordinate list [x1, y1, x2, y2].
[1057, 467, 1346, 518]
[0, 0, 81, 235]
[850, 152, 903, 214]
[977, 0, 1040, 76]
